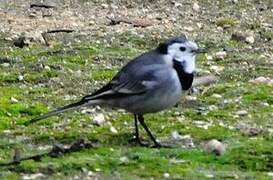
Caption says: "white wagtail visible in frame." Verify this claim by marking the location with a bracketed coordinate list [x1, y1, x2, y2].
[25, 35, 206, 147]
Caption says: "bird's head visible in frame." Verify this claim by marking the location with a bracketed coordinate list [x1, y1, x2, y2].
[157, 35, 207, 74]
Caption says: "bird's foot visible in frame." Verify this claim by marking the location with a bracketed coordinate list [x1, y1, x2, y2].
[151, 142, 172, 148]
[129, 137, 149, 147]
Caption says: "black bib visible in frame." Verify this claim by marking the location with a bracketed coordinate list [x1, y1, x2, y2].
[173, 60, 194, 90]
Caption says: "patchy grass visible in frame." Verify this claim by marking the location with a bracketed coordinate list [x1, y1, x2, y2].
[0, 35, 272, 178]
[215, 18, 239, 28]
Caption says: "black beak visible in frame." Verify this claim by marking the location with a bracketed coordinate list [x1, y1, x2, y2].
[192, 48, 208, 54]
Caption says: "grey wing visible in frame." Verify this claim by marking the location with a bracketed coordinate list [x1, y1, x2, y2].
[83, 73, 148, 101]
[82, 64, 165, 101]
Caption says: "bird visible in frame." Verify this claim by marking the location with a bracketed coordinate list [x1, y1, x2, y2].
[24, 35, 206, 147]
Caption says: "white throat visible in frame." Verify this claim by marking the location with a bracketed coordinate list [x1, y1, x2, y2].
[175, 55, 196, 74]
[183, 55, 196, 74]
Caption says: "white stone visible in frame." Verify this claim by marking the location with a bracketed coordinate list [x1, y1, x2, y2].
[174, 2, 182, 8]
[210, 65, 224, 73]
[17, 75, 24, 81]
[192, 2, 200, 12]
[212, 94, 222, 98]
[204, 173, 214, 178]
[10, 97, 18, 103]
[184, 26, 194, 32]
[245, 36, 255, 44]
[110, 126, 118, 134]
[120, 156, 129, 163]
[236, 110, 248, 116]
[163, 173, 170, 178]
[215, 51, 227, 60]
[101, 3, 109, 8]
[93, 113, 105, 125]
[171, 131, 183, 140]
[197, 23, 203, 28]
[204, 139, 225, 156]
[185, 95, 197, 101]
[249, 76, 271, 84]
[192, 120, 211, 129]
[208, 105, 218, 111]
[22, 173, 45, 180]
[206, 55, 213, 60]
[1, 63, 10, 67]
[44, 65, 51, 71]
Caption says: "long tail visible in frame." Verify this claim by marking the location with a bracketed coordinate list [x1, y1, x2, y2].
[24, 100, 89, 126]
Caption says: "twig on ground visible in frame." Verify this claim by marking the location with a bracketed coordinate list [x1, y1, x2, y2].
[41, 29, 75, 46]
[30, 4, 56, 9]
[0, 139, 95, 167]
[46, 29, 75, 33]
[106, 16, 153, 27]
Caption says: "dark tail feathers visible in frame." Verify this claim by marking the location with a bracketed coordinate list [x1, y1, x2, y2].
[24, 100, 87, 126]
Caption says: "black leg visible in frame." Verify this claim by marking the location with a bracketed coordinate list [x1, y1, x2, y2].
[130, 114, 146, 146]
[138, 115, 162, 148]
[134, 114, 141, 144]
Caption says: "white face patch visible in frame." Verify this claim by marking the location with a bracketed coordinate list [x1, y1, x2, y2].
[167, 41, 198, 74]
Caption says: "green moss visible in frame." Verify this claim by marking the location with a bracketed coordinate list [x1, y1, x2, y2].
[16, 160, 40, 173]
[216, 18, 239, 28]
[242, 85, 273, 105]
[90, 69, 117, 81]
[227, 139, 273, 171]
[0, 72, 18, 83]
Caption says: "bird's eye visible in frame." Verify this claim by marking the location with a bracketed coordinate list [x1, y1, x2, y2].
[179, 47, 186, 52]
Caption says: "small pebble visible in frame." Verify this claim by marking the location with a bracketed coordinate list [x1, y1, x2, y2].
[215, 51, 227, 60]
[44, 65, 51, 71]
[17, 75, 24, 81]
[208, 105, 218, 111]
[236, 110, 248, 116]
[170, 132, 195, 148]
[1, 63, 10, 67]
[204, 173, 214, 178]
[184, 26, 194, 32]
[204, 139, 225, 156]
[163, 172, 170, 178]
[210, 65, 224, 73]
[10, 97, 18, 103]
[110, 126, 118, 134]
[206, 55, 213, 60]
[185, 95, 197, 101]
[120, 156, 129, 163]
[192, 2, 200, 12]
[192, 120, 211, 129]
[171, 131, 183, 140]
[174, 2, 182, 8]
[87, 171, 95, 177]
[245, 36, 255, 44]
[249, 76, 273, 85]
[93, 113, 105, 125]
[101, 3, 108, 8]
[237, 123, 262, 137]
[22, 173, 45, 180]
[212, 94, 222, 98]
